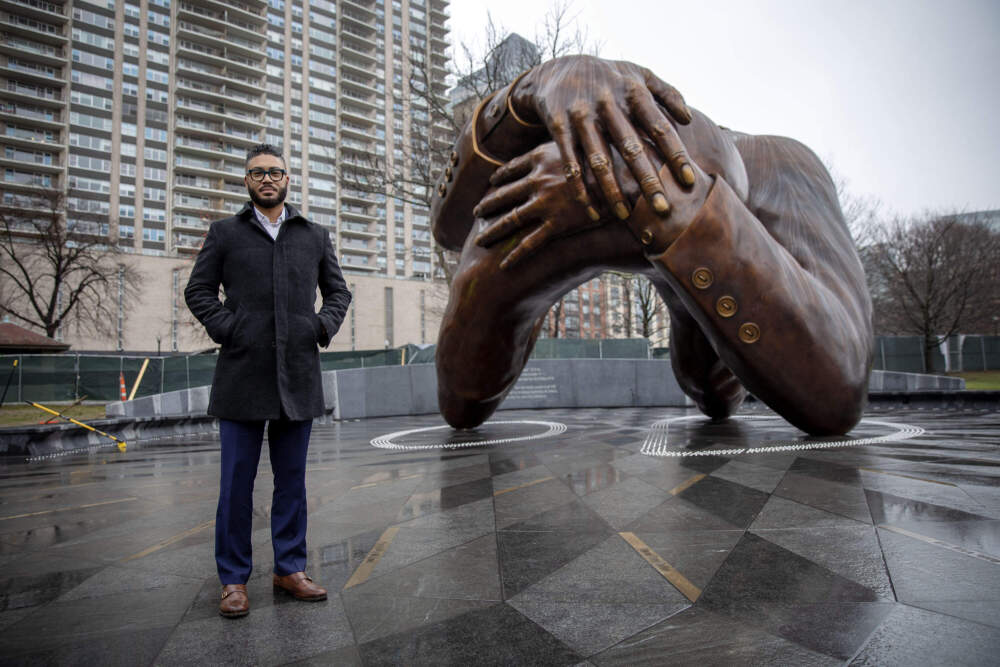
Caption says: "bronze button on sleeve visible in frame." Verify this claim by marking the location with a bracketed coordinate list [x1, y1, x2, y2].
[738, 322, 761, 344]
[640, 229, 654, 246]
[437, 182, 447, 197]
[692, 267, 713, 289]
[716, 295, 737, 318]
[450, 151, 459, 166]
[445, 166, 453, 181]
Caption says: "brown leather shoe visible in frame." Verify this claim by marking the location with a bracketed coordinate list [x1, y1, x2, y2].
[272, 572, 327, 601]
[219, 584, 249, 618]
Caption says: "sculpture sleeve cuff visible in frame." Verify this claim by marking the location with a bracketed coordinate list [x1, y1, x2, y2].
[430, 110, 501, 250]
[645, 176, 871, 434]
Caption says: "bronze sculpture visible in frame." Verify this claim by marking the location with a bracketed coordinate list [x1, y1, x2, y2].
[431, 56, 872, 436]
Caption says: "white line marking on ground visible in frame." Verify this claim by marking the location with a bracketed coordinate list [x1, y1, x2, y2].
[640, 416, 925, 457]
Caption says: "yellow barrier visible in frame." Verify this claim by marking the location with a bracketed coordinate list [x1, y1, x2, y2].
[128, 358, 149, 401]
[26, 401, 127, 453]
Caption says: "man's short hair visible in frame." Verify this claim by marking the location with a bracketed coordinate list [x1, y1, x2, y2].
[245, 143, 285, 167]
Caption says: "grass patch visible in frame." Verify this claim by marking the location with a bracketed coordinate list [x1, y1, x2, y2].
[0, 404, 108, 428]
[948, 371, 1000, 391]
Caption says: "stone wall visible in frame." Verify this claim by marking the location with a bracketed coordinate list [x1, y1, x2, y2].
[106, 362, 965, 421]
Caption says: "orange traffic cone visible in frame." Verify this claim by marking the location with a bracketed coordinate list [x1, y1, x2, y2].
[119, 372, 127, 401]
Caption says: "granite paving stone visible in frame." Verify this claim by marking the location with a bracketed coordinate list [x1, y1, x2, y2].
[749, 524, 894, 599]
[511, 534, 690, 605]
[592, 605, 839, 665]
[0, 406, 996, 664]
[775, 472, 874, 523]
[851, 602, 1000, 666]
[710, 459, 789, 493]
[581, 476, 671, 530]
[631, 529, 744, 592]
[508, 599, 689, 657]
[876, 525, 1000, 602]
[356, 603, 583, 666]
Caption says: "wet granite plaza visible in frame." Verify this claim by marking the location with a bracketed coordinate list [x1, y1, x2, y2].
[1, 406, 999, 665]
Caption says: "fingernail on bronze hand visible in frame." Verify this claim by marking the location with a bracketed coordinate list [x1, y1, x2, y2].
[652, 193, 671, 215]
[681, 164, 696, 186]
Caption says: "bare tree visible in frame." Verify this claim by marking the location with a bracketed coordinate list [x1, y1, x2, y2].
[341, 1, 601, 291]
[0, 187, 143, 340]
[830, 168, 882, 249]
[632, 275, 669, 340]
[866, 210, 1000, 371]
[608, 272, 667, 341]
[543, 297, 565, 338]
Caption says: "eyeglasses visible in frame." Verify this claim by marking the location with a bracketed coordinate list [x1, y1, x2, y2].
[247, 168, 287, 182]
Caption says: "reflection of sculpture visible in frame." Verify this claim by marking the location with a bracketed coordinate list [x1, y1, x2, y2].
[431, 56, 872, 436]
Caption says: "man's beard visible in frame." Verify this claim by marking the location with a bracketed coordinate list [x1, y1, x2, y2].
[249, 183, 287, 209]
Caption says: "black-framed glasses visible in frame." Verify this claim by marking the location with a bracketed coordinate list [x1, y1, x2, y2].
[247, 168, 287, 182]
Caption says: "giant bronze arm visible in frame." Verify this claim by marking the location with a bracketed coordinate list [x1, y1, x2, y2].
[432, 56, 872, 436]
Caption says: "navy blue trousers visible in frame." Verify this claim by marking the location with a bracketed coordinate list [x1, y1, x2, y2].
[216, 418, 312, 584]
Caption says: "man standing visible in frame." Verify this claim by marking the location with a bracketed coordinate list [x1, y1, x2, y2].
[185, 144, 352, 618]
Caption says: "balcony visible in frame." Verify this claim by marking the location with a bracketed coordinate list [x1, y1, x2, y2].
[171, 194, 234, 215]
[197, 0, 266, 25]
[341, 12, 375, 36]
[339, 205, 377, 223]
[339, 41, 376, 65]
[176, 97, 264, 128]
[171, 214, 212, 232]
[339, 123, 374, 142]
[0, 0, 67, 24]
[174, 180, 246, 201]
[340, 221, 377, 238]
[339, 137, 375, 154]
[340, 254, 378, 271]
[341, 0, 376, 18]
[1, 59, 63, 87]
[0, 11, 67, 46]
[339, 104, 375, 126]
[175, 55, 264, 94]
[0, 32, 66, 63]
[178, 2, 265, 40]
[176, 42, 264, 78]
[339, 88, 377, 110]
[0, 101, 60, 127]
[429, 20, 449, 38]
[174, 136, 245, 161]
[176, 19, 264, 59]
[175, 116, 262, 146]
[340, 239, 376, 254]
[429, 1, 449, 19]
[341, 73, 378, 96]
[172, 231, 208, 253]
[175, 79, 262, 111]
[2, 125, 61, 150]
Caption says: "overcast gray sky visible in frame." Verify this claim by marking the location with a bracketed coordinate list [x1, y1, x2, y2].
[448, 0, 1000, 218]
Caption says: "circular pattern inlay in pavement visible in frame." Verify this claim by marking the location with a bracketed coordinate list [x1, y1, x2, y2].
[640, 415, 925, 457]
[370, 420, 567, 451]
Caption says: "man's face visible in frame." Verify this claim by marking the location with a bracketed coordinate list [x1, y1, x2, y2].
[245, 154, 288, 209]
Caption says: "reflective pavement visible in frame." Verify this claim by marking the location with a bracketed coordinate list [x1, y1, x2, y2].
[1, 407, 999, 665]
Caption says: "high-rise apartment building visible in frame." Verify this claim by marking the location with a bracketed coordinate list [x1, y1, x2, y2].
[1, 0, 450, 352]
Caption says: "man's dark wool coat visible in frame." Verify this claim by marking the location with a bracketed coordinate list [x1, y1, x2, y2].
[185, 202, 352, 421]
